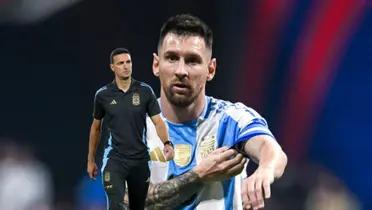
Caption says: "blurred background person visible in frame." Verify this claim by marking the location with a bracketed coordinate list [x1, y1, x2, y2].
[0, 139, 53, 210]
[304, 167, 361, 210]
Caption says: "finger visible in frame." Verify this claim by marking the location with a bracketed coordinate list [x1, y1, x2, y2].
[243, 204, 251, 210]
[167, 149, 173, 157]
[246, 178, 256, 208]
[164, 148, 173, 160]
[263, 179, 271, 199]
[219, 149, 238, 161]
[241, 180, 250, 210]
[221, 153, 243, 170]
[254, 178, 264, 209]
[93, 167, 98, 178]
[211, 146, 229, 154]
[226, 157, 246, 176]
[166, 153, 173, 161]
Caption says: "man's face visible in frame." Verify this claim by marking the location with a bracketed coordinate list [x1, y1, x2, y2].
[153, 33, 216, 107]
[111, 53, 132, 80]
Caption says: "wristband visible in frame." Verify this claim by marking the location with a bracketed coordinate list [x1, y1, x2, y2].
[164, 140, 174, 148]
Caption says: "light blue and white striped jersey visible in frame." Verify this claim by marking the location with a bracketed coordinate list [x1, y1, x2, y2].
[146, 96, 274, 210]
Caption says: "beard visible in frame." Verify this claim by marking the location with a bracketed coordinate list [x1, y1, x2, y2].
[117, 69, 131, 80]
[118, 75, 130, 80]
[163, 83, 201, 107]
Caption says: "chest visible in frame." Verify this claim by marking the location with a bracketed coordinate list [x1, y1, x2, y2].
[102, 91, 146, 117]
[168, 119, 220, 169]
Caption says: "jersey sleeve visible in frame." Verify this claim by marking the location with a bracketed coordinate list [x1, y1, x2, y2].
[145, 86, 161, 117]
[225, 102, 274, 145]
[237, 108, 274, 143]
[93, 91, 105, 120]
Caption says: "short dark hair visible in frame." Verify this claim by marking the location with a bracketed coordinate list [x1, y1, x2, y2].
[110, 48, 130, 64]
[158, 14, 213, 50]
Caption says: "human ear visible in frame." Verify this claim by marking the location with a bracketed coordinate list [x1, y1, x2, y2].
[152, 53, 160, 77]
[110, 64, 115, 72]
[207, 58, 216, 81]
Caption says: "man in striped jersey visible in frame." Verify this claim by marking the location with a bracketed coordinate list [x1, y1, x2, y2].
[132, 14, 287, 210]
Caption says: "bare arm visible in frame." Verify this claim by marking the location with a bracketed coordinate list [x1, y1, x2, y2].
[87, 119, 102, 179]
[241, 135, 287, 209]
[150, 114, 174, 161]
[244, 135, 287, 178]
[145, 170, 202, 209]
[124, 147, 245, 209]
[150, 114, 169, 144]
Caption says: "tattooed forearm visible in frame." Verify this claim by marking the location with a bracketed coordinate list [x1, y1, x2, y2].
[145, 170, 203, 209]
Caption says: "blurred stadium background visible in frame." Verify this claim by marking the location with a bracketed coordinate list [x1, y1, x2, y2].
[0, 0, 371, 209]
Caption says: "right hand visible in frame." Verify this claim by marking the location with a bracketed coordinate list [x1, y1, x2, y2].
[163, 144, 175, 161]
[87, 160, 98, 179]
[193, 146, 246, 182]
[241, 166, 275, 210]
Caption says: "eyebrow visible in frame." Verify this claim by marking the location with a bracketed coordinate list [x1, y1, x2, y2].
[163, 50, 202, 59]
[163, 50, 178, 56]
[115, 59, 131, 64]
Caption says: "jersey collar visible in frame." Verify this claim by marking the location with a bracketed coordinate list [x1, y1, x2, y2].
[111, 78, 137, 93]
[158, 96, 210, 125]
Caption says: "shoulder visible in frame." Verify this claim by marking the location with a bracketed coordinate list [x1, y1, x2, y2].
[94, 84, 111, 98]
[136, 80, 156, 95]
[208, 96, 263, 121]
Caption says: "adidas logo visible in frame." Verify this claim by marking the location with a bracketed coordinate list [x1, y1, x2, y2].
[110, 99, 117, 105]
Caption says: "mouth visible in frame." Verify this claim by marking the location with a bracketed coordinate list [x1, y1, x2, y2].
[122, 70, 130, 74]
[171, 83, 190, 93]
[173, 83, 188, 88]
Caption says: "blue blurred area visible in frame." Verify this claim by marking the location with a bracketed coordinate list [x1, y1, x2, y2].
[310, 9, 372, 209]
[76, 175, 106, 210]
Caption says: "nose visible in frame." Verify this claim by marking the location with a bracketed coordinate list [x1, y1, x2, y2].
[175, 60, 188, 79]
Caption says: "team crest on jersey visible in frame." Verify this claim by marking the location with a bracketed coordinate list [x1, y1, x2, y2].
[174, 144, 192, 167]
[132, 92, 140, 106]
[199, 135, 216, 159]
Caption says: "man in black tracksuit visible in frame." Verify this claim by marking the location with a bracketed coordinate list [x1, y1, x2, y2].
[87, 48, 174, 210]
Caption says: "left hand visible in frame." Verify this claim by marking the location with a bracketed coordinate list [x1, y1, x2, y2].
[163, 144, 174, 161]
[194, 147, 245, 182]
[241, 166, 275, 210]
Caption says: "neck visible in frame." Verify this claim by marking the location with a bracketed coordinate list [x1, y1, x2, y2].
[160, 89, 206, 123]
[115, 76, 132, 92]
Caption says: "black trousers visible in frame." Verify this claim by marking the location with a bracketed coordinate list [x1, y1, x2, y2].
[103, 158, 150, 210]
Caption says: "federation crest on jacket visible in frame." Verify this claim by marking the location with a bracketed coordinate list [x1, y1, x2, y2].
[132, 92, 140, 105]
